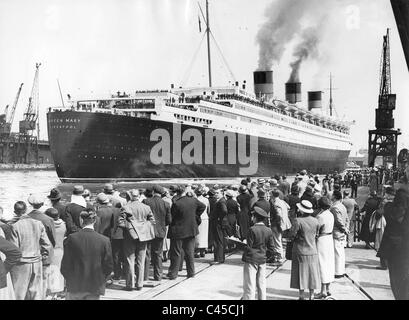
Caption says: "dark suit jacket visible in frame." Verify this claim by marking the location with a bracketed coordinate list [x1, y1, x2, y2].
[52, 201, 67, 223]
[143, 195, 171, 238]
[61, 228, 113, 295]
[212, 197, 228, 225]
[242, 223, 274, 264]
[111, 207, 124, 240]
[168, 196, 206, 239]
[65, 203, 85, 234]
[96, 205, 115, 238]
[226, 198, 239, 223]
[0, 236, 22, 289]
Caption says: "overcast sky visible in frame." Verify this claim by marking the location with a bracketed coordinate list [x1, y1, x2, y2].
[0, 0, 408, 156]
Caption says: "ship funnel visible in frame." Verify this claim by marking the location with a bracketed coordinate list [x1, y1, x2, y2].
[285, 82, 302, 104]
[307, 91, 322, 111]
[253, 71, 274, 101]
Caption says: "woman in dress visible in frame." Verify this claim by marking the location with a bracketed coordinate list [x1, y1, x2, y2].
[315, 197, 335, 299]
[195, 188, 210, 258]
[289, 200, 321, 300]
[45, 207, 66, 299]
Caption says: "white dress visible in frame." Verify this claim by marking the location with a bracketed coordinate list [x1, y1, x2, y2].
[316, 209, 335, 284]
[195, 195, 210, 249]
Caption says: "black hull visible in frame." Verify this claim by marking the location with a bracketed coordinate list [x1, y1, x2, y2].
[47, 111, 350, 182]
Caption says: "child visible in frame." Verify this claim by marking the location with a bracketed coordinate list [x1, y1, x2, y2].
[242, 207, 274, 300]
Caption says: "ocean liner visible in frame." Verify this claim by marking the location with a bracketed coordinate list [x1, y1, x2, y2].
[47, 2, 352, 183]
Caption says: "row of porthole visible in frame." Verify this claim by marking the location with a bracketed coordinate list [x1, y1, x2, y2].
[78, 154, 130, 161]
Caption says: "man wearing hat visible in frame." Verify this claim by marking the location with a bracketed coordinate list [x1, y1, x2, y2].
[48, 188, 67, 224]
[9, 201, 52, 300]
[270, 179, 284, 200]
[342, 190, 358, 248]
[61, 210, 113, 300]
[242, 207, 274, 300]
[142, 185, 171, 281]
[251, 189, 270, 222]
[65, 185, 87, 235]
[95, 193, 115, 238]
[104, 183, 126, 208]
[330, 190, 349, 278]
[209, 188, 227, 264]
[122, 189, 156, 290]
[225, 190, 240, 252]
[269, 190, 291, 266]
[167, 186, 206, 279]
[236, 185, 252, 241]
[257, 178, 266, 189]
[285, 185, 301, 220]
[28, 194, 56, 299]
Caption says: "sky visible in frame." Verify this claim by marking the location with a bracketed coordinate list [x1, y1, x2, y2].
[0, 0, 408, 157]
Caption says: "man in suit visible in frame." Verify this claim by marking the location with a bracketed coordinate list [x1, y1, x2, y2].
[9, 201, 52, 300]
[61, 210, 113, 300]
[95, 193, 115, 238]
[252, 189, 271, 220]
[210, 188, 228, 264]
[167, 186, 206, 279]
[27, 194, 56, 299]
[225, 190, 239, 252]
[111, 201, 125, 280]
[122, 189, 156, 291]
[143, 185, 172, 281]
[65, 185, 87, 235]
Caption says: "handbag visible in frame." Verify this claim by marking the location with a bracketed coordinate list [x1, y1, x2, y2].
[285, 240, 293, 260]
[123, 218, 138, 240]
[118, 212, 139, 240]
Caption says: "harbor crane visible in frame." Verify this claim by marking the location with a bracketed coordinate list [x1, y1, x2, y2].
[0, 83, 24, 137]
[368, 29, 401, 168]
[18, 63, 41, 164]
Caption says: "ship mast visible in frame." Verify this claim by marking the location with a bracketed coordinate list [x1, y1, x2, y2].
[206, 0, 212, 87]
[329, 73, 333, 117]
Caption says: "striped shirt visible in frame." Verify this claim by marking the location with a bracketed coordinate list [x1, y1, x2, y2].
[10, 215, 52, 263]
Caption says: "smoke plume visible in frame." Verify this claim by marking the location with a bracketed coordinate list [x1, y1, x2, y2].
[256, 0, 330, 73]
[288, 27, 321, 82]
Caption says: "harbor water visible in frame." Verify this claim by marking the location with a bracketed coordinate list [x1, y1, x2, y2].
[0, 170, 248, 220]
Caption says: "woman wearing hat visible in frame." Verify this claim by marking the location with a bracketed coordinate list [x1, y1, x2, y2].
[194, 188, 210, 258]
[289, 200, 321, 300]
[315, 197, 335, 299]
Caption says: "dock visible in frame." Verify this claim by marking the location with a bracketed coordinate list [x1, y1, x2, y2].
[102, 186, 395, 300]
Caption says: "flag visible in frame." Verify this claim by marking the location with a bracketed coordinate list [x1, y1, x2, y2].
[198, 15, 202, 33]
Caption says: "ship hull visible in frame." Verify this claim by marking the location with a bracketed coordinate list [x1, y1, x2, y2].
[47, 111, 350, 182]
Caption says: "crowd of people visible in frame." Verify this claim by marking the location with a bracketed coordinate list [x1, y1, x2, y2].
[0, 167, 408, 300]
